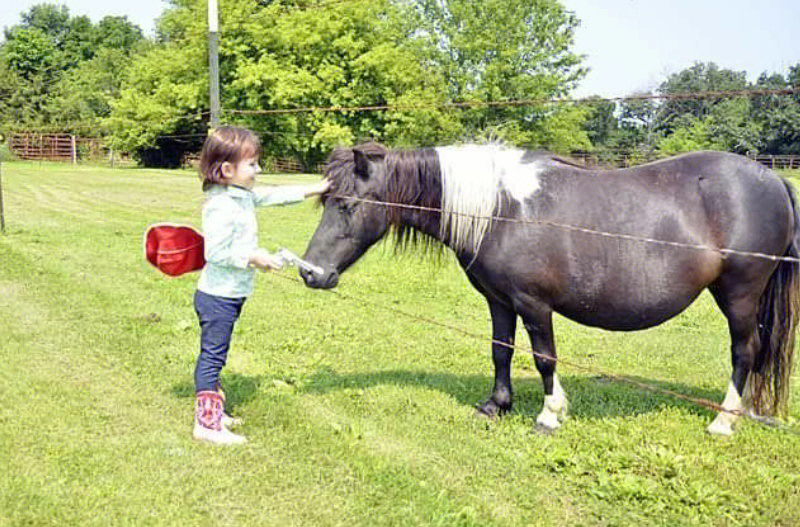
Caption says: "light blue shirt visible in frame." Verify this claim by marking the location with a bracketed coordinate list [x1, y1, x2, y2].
[197, 184, 306, 298]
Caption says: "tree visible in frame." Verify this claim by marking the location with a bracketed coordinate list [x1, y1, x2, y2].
[408, 0, 588, 149]
[0, 4, 145, 134]
[108, 0, 460, 167]
[0, 26, 60, 124]
[582, 97, 618, 149]
[107, 0, 590, 166]
[17, 3, 71, 45]
[656, 116, 722, 155]
[752, 67, 800, 155]
[655, 62, 749, 135]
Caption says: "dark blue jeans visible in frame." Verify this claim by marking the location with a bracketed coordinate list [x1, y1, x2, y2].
[194, 290, 246, 393]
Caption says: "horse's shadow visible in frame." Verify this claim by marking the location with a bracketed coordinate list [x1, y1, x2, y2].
[297, 369, 723, 421]
[171, 369, 724, 421]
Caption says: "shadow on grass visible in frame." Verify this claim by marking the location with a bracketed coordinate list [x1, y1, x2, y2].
[296, 369, 726, 421]
[170, 368, 728, 421]
[170, 373, 267, 413]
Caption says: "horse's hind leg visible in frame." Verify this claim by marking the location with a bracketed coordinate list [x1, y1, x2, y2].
[708, 284, 761, 436]
[475, 300, 517, 418]
[522, 310, 568, 432]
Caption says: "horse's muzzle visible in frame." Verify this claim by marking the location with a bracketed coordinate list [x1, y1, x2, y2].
[299, 266, 339, 289]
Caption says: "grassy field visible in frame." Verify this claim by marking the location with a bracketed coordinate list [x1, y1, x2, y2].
[1, 160, 799, 527]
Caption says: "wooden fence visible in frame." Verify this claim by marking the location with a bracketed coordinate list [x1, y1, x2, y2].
[8, 132, 104, 162]
[6, 132, 800, 172]
[748, 155, 800, 170]
[570, 152, 800, 170]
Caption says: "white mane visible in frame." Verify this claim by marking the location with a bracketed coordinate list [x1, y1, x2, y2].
[435, 144, 543, 256]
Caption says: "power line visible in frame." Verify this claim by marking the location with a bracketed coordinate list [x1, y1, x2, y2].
[223, 87, 800, 116]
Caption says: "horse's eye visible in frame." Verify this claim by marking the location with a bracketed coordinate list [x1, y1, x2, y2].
[339, 201, 358, 214]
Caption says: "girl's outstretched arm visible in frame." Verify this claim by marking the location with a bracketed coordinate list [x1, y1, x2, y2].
[253, 179, 330, 207]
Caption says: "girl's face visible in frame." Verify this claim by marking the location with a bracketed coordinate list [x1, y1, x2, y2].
[223, 156, 261, 189]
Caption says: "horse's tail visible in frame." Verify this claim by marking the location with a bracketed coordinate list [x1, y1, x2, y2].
[751, 179, 800, 417]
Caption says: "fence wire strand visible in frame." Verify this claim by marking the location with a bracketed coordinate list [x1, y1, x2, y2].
[331, 194, 800, 264]
[223, 87, 800, 116]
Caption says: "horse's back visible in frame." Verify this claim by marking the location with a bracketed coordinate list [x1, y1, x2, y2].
[480, 151, 796, 330]
[540, 151, 793, 254]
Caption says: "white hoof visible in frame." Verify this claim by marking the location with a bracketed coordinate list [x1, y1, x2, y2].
[536, 409, 561, 430]
[535, 375, 568, 431]
[707, 380, 744, 437]
[706, 416, 734, 436]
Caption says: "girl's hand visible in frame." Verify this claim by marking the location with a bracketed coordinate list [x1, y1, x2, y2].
[305, 179, 331, 198]
[249, 250, 284, 271]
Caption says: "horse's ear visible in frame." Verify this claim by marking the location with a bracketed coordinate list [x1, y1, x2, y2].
[352, 148, 371, 179]
[352, 145, 386, 179]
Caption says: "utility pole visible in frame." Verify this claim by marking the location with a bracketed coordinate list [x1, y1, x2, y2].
[0, 162, 6, 234]
[208, 0, 220, 131]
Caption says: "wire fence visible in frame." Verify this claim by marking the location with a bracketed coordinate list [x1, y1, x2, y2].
[267, 269, 799, 435]
[222, 87, 800, 116]
[4, 83, 800, 434]
[4, 86, 799, 166]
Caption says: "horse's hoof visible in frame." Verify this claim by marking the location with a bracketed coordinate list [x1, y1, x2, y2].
[706, 424, 733, 437]
[533, 422, 557, 436]
[706, 413, 733, 437]
[474, 399, 509, 420]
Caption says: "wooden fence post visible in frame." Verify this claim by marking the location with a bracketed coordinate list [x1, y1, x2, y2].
[71, 135, 77, 164]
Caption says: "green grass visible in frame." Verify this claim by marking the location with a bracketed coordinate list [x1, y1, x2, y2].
[1, 160, 799, 527]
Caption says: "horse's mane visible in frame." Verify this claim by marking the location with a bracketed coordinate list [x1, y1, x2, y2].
[320, 142, 388, 204]
[321, 142, 544, 257]
[320, 143, 443, 253]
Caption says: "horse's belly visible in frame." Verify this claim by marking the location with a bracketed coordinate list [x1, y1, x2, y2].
[555, 293, 701, 331]
[546, 241, 721, 330]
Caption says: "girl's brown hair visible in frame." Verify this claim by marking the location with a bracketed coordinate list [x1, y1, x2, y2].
[199, 126, 262, 190]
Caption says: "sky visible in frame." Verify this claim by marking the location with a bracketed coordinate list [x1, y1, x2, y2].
[1, 0, 799, 98]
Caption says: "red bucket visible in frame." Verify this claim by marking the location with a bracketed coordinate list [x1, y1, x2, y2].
[144, 224, 205, 277]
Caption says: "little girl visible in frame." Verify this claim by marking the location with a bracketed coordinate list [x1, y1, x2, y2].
[193, 126, 329, 445]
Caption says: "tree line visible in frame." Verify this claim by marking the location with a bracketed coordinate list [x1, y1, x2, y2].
[1, 1, 798, 168]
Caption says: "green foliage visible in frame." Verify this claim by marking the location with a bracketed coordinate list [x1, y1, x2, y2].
[656, 62, 749, 134]
[409, 0, 587, 149]
[0, 4, 144, 134]
[752, 70, 800, 155]
[5, 2, 800, 165]
[656, 117, 723, 155]
[582, 61, 800, 159]
[105, 0, 587, 167]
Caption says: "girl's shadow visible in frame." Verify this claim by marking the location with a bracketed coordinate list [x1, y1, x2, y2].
[171, 373, 265, 413]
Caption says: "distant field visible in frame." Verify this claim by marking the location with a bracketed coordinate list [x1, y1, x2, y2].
[1, 160, 799, 527]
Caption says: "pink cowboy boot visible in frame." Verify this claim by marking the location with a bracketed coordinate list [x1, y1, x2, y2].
[193, 391, 247, 445]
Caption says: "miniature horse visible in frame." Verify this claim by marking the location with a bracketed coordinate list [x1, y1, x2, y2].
[301, 143, 799, 435]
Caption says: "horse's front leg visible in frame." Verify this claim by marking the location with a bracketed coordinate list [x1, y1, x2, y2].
[475, 300, 517, 418]
[522, 311, 568, 432]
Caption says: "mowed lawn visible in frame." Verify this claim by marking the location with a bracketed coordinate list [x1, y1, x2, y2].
[1, 160, 799, 527]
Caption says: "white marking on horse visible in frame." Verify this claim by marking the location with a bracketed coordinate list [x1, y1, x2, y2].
[536, 373, 568, 430]
[435, 144, 541, 255]
[498, 155, 542, 204]
[707, 380, 744, 436]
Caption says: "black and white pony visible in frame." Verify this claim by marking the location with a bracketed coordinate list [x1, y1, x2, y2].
[301, 142, 799, 435]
